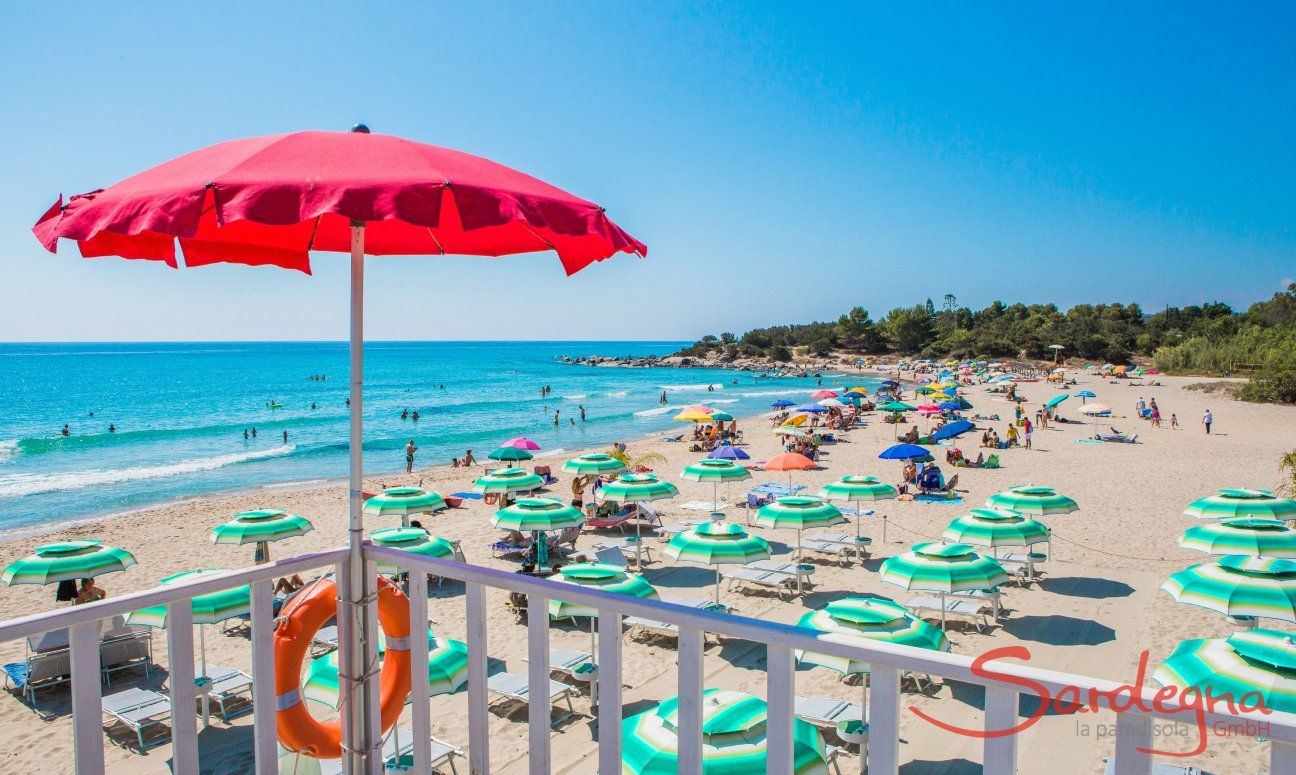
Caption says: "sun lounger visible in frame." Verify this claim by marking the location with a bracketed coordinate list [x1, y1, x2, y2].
[634, 502, 665, 530]
[99, 622, 153, 686]
[319, 727, 463, 775]
[522, 648, 596, 685]
[568, 545, 631, 569]
[102, 686, 171, 751]
[491, 538, 531, 558]
[951, 588, 1003, 619]
[589, 540, 653, 566]
[798, 539, 859, 566]
[486, 672, 577, 725]
[585, 512, 633, 532]
[624, 598, 731, 640]
[312, 625, 339, 655]
[795, 696, 868, 755]
[722, 568, 798, 600]
[906, 596, 991, 632]
[203, 664, 253, 722]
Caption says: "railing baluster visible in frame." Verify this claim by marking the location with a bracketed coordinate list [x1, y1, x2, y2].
[596, 609, 623, 774]
[70, 621, 105, 775]
[465, 582, 490, 775]
[983, 686, 1018, 774]
[363, 559, 383, 772]
[249, 579, 277, 774]
[166, 601, 199, 774]
[766, 644, 795, 775]
[527, 592, 551, 775]
[335, 562, 357, 772]
[1112, 712, 1152, 775]
[1272, 739, 1296, 772]
[677, 626, 705, 775]
[867, 665, 900, 775]
[408, 567, 432, 775]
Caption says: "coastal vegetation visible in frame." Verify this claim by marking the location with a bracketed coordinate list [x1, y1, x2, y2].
[674, 285, 1296, 403]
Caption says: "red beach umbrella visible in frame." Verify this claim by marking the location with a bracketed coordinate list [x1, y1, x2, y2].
[32, 126, 645, 770]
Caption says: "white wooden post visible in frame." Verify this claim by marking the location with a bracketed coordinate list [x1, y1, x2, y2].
[527, 592, 551, 775]
[408, 570, 432, 774]
[166, 601, 199, 774]
[766, 644, 795, 775]
[1112, 712, 1152, 775]
[250, 579, 277, 774]
[983, 686, 1018, 774]
[867, 665, 901, 774]
[70, 621, 105, 774]
[466, 582, 490, 775]
[677, 626, 705, 774]
[597, 609, 623, 774]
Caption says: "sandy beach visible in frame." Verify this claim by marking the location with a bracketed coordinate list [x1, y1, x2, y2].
[1, 372, 1293, 774]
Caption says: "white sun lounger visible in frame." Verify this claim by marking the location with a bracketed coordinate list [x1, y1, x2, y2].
[722, 568, 798, 599]
[319, 727, 463, 774]
[311, 625, 339, 655]
[795, 696, 868, 756]
[623, 598, 731, 640]
[522, 648, 595, 683]
[797, 539, 857, 566]
[568, 545, 631, 569]
[486, 672, 577, 725]
[203, 664, 253, 722]
[102, 686, 171, 751]
[906, 596, 991, 632]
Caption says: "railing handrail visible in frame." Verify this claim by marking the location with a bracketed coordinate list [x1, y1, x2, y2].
[0, 547, 348, 643]
[367, 544, 1296, 741]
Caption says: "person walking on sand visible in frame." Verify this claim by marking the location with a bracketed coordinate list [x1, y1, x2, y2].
[405, 439, 418, 473]
[1023, 417, 1033, 449]
[1203, 409, 1213, 434]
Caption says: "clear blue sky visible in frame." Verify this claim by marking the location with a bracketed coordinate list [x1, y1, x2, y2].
[1, 3, 1292, 342]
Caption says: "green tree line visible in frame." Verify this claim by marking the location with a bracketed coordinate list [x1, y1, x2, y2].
[674, 285, 1296, 403]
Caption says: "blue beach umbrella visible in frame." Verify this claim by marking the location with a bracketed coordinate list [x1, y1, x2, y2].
[771, 399, 796, 409]
[879, 444, 929, 460]
[708, 446, 751, 461]
[795, 403, 827, 414]
[1045, 393, 1069, 409]
[1076, 390, 1096, 403]
[937, 401, 961, 412]
[931, 420, 975, 441]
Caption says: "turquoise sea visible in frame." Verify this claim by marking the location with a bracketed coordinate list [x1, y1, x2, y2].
[0, 342, 859, 533]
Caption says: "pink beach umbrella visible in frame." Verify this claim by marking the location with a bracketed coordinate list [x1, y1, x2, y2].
[504, 437, 542, 451]
[811, 390, 839, 399]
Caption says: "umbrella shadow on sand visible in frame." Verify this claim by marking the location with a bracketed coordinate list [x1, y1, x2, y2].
[900, 758, 982, 774]
[640, 565, 716, 590]
[1000, 614, 1116, 646]
[1039, 576, 1134, 599]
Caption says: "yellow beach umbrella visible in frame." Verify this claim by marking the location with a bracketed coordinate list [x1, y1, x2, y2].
[674, 409, 714, 423]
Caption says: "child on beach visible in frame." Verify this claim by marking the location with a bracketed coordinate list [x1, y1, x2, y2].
[1171, 413, 1179, 429]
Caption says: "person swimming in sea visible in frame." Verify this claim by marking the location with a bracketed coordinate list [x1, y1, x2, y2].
[411, 410, 420, 421]
[660, 390, 667, 404]
[579, 405, 586, 421]
[251, 427, 257, 438]
[401, 409, 408, 420]
[283, 430, 289, 444]
[61, 424, 70, 436]
[244, 429, 249, 440]
[108, 424, 116, 433]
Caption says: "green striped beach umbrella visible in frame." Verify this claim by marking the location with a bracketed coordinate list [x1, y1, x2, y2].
[2, 539, 136, 586]
[472, 467, 544, 498]
[210, 509, 314, 564]
[303, 630, 466, 709]
[682, 459, 752, 511]
[488, 446, 534, 464]
[1179, 518, 1296, 558]
[600, 473, 679, 565]
[363, 486, 447, 527]
[756, 496, 845, 582]
[985, 486, 1078, 518]
[562, 453, 628, 475]
[1153, 628, 1296, 714]
[665, 521, 770, 603]
[548, 562, 659, 681]
[1184, 489, 1296, 520]
[794, 597, 949, 676]
[880, 542, 1009, 630]
[942, 508, 1050, 550]
[818, 475, 897, 551]
[601, 473, 679, 503]
[370, 527, 460, 574]
[621, 688, 829, 774]
[877, 401, 916, 413]
[492, 497, 584, 567]
[1162, 555, 1296, 623]
[126, 568, 250, 717]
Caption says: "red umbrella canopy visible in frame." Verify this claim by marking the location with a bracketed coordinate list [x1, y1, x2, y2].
[33, 129, 646, 275]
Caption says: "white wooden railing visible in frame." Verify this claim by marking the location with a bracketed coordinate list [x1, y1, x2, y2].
[3, 543, 1295, 775]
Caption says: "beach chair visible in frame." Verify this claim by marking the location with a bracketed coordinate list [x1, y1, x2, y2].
[634, 502, 665, 531]
[551, 526, 582, 554]
[7, 645, 71, 704]
[203, 664, 254, 722]
[102, 686, 171, 751]
[522, 648, 596, 688]
[585, 511, 633, 532]
[311, 625, 339, 656]
[982, 453, 1002, 469]
[722, 568, 798, 600]
[491, 535, 531, 558]
[906, 596, 990, 632]
[99, 621, 153, 687]
[486, 672, 577, 725]
[319, 727, 463, 775]
[798, 539, 857, 566]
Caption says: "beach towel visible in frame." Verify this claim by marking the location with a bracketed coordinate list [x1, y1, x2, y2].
[914, 494, 963, 505]
[452, 492, 485, 500]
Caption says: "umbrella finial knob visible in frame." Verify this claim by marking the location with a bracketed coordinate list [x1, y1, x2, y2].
[350, 123, 371, 134]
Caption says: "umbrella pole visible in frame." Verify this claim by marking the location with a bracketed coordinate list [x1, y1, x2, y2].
[344, 221, 380, 772]
[940, 592, 947, 631]
[715, 568, 721, 604]
[855, 509, 862, 560]
[634, 518, 643, 568]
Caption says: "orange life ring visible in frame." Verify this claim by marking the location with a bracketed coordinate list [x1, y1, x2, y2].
[274, 576, 412, 759]
[483, 493, 499, 505]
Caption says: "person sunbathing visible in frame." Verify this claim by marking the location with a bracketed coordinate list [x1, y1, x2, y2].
[274, 574, 305, 596]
